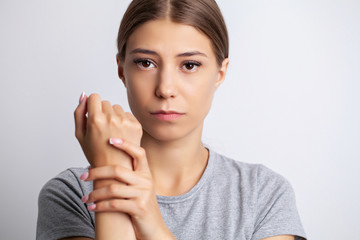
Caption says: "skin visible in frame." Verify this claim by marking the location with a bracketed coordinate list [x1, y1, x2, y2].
[118, 19, 227, 196]
[72, 19, 295, 240]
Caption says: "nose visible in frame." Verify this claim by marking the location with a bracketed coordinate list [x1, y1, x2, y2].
[155, 65, 178, 99]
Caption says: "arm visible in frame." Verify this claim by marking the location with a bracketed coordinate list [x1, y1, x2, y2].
[94, 179, 135, 240]
[74, 93, 140, 240]
[75, 93, 175, 240]
[81, 140, 176, 240]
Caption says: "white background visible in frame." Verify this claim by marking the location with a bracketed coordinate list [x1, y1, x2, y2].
[0, 0, 359, 239]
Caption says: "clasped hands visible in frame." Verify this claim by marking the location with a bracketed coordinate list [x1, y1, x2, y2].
[74, 93, 174, 240]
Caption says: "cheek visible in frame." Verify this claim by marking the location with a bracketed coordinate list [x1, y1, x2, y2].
[189, 71, 217, 99]
[183, 72, 217, 114]
[125, 77, 153, 115]
[125, 68, 156, 97]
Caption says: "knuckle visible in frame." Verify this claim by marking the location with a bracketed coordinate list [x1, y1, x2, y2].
[108, 115, 120, 126]
[113, 104, 123, 110]
[136, 199, 147, 213]
[122, 118, 132, 128]
[113, 105, 124, 114]
[109, 200, 118, 209]
[88, 115, 104, 126]
[102, 100, 111, 106]
[108, 184, 118, 194]
[93, 115, 104, 125]
[114, 165, 122, 177]
[124, 112, 133, 119]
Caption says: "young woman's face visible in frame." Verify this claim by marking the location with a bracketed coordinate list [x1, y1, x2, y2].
[117, 19, 228, 142]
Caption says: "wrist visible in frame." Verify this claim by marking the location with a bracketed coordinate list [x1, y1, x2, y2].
[92, 152, 133, 169]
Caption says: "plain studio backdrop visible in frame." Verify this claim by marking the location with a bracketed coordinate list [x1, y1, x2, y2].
[0, 0, 359, 239]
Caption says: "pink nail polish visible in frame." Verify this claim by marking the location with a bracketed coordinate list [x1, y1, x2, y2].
[88, 204, 96, 211]
[81, 194, 89, 203]
[79, 92, 85, 104]
[80, 172, 89, 180]
[109, 138, 123, 145]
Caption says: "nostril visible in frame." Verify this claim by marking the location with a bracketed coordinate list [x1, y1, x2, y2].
[155, 84, 177, 99]
[156, 70, 178, 98]
[158, 90, 176, 99]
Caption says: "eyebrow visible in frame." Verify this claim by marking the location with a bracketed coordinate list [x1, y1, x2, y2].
[129, 48, 208, 58]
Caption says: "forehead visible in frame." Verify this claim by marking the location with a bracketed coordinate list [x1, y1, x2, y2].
[126, 19, 214, 58]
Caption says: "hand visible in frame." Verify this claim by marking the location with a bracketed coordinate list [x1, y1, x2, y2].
[74, 93, 143, 167]
[80, 138, 176, 240]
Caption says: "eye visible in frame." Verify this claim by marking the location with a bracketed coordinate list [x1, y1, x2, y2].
[182, 61, 201, 71]
[133, 59, 155, 69]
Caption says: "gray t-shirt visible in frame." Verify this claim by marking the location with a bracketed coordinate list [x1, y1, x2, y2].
[36, 149, 307, 240]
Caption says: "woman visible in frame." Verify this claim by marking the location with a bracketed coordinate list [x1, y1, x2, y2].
[37, 0, 307, 239]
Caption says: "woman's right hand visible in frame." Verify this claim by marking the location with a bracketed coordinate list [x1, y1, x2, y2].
[74, 93, 143, 168]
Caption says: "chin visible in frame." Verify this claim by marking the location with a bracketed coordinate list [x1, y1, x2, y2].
[142, 123, 201, 143]
[143, 127, 185, 142]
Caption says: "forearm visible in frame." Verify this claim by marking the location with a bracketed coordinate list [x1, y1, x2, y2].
[93, 155, 136, 240]
[95, 214, 134, 240]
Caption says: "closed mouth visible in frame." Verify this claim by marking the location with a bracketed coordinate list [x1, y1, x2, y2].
[150, 110, 185, 121]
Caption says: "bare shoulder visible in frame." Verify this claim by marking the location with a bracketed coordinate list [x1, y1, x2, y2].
[262, 235, 295, 240]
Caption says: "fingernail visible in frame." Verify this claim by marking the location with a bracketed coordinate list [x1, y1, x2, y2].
[109, 138, 123, 145]
[79, 92, 85, 104]
[81, 194, 89, 203]
[80, 171, 89, 180]
[88, 204, 96, 211]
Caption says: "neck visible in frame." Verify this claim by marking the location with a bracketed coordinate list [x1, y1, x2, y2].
[140, 126, 209, 196]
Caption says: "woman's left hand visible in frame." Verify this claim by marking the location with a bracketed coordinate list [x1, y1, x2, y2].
[80, 138, 175, 240]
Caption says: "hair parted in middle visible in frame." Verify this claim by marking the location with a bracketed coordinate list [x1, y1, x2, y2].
[117, 0, 229, 66]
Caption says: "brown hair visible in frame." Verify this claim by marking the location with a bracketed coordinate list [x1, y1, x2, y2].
[117, 0, 229, 66]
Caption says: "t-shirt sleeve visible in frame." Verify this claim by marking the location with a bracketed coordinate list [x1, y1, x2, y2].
[251, 165, 307, 240]
[36, 169, 95, 240]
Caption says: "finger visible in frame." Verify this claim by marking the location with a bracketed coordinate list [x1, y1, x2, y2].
[83, 184, 139, 204]
[102, 100, 113, 115]
[74, 92, 88, 140]
[109, 138, 150, 172]
[87, 199, 137, 216]
[84, 165, 139, 186]
[87, 93, 102, 118]
[113, 104, 125, 117]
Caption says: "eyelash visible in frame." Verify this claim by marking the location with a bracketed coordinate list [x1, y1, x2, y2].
[133, 58, 202, 72]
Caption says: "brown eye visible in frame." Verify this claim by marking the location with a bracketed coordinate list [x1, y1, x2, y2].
[133, 59, 155, 69]
[141, 60, 152, 68]
[185, 63, 194, 70]
[182, 61, 201, 71]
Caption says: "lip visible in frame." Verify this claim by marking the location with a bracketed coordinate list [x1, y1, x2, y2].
[150, 110, 185, 121]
